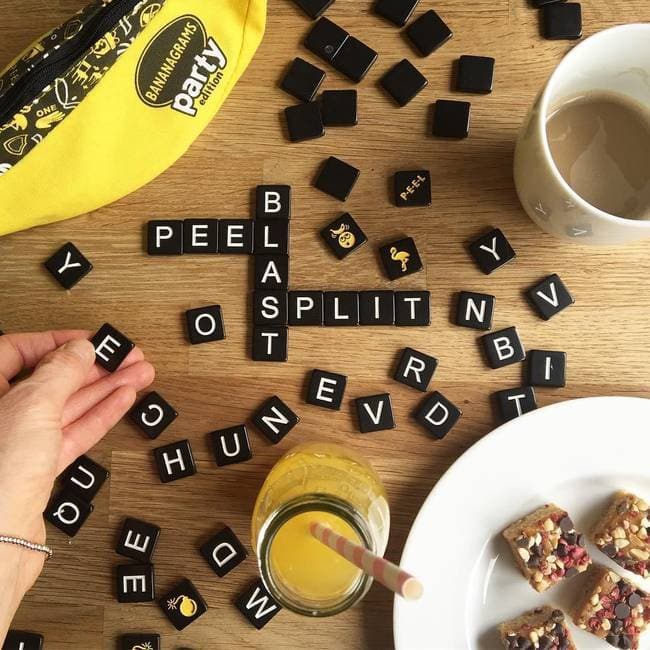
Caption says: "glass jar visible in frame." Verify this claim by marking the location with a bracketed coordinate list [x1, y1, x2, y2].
[251, 442, 390, 617]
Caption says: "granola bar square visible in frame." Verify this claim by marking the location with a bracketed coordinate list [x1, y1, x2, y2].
[499, 606, 576, 650]
[592, 491, 650, 579]
[503, 504, 591, 591]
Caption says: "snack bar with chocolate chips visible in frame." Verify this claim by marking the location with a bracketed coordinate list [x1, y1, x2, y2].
[592, 491, 650, 579]
[572, 566, 650, 649]
[503, 504, 591, 592]
[498, 606, 576, 650]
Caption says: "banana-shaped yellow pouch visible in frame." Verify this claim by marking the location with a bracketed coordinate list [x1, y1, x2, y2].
[0, 0, 266, 236]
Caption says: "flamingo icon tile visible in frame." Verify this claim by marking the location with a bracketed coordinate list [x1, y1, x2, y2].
[379, 237, 423, 280]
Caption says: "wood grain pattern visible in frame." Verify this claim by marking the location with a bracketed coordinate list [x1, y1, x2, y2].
[2, 1, 650, 648]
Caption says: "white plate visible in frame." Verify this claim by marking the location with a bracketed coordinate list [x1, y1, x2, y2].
[394, 397, 650, 650]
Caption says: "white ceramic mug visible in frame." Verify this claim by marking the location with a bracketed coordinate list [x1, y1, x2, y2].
[514, 24, 650, 245]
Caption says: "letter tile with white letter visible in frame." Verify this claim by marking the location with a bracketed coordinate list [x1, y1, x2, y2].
[455, 291, 495, 330]
[3, 630, 43, 650]
[236, 578, 282, 629]
[494, 386, 537, 423]
[60, 454, 109, 502]
[527, 349, 567, 388]
[116, 517, 161, 563]
[182, 219, 218, 254]
[481, 326, 525, 369]
[355, 393, 395, 433]
[413, 391, 462, 439]
[185, 305, 225, 344]
[210, 425, 252, 466]
[43, 242, 93, 289]
[288, 291, 324, 326]
[251, 395, 300, 443]
[256, 185, 291, 219]
[91, 323, 135, 372]
[468, 227, 516, 274]
[200, 526, 248, 577]
[116, 563, 155, 603]
[128, 391, 178, 440]
[526, 273, 574, 320]
[153, 440, 197, 483]
[393, 347, 438, 392]
[44, 490, 94, 537]
[306, 369, 347, 410]
[146, 220, 183, 255]
[252, 326, 288, 362]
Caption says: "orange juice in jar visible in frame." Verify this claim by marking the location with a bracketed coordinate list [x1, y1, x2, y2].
[252, 442, 390, 617]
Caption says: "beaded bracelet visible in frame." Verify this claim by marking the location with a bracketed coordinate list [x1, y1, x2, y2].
[0, 535, 53, 560]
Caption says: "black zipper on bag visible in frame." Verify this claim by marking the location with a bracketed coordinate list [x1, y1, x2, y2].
[0, 0, 141, 125]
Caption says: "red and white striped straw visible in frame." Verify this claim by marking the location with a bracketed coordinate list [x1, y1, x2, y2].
[309, 521, 423, 601]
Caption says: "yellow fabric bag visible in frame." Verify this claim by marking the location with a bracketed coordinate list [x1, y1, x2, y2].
[0, 0, 266, 236]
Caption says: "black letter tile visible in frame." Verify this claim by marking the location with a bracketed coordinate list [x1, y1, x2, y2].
[153, 440, 197, 483]
[147, 220, 183, 255]
[60, 455, 109, 502]
[252, 395, 300, 443]
[3, 631, 43, 650]
[185, 305, 225, 344]
[320, 213, 367, 259]
[44, 489, 93, 537]
[405, 9, 452, 56]
[393, 347, 438, 392]
[253, 291, 288, 327]
[456, 55, 495, 94]
[210, 425, 253, 466]
[116, 563, 155, 603]
[120, 634, 160, 650]
[359, 290, 395, 325]
[314, 156, 360, 201]
[394, 170, 431, 207]
[183, 219, 218, 254]
[128, 391, 178, 440]
[281, 57, 326, 102]
[395, 291, 430, 326]
[414, 391, 462, 439]
[252, 326, 288, 362]
[289, 291, 324, 325]
[355, 393, 395, 433]
[304, 17, 349, 62]
[218, 219, 254, 254]
[542, 3, 582, 40]
[379, 237, 423, 280]
[254, 220, 290, 255]
[455, 291, 495, 331]
[116, 517, 161, 563]
[528, 349, 567, 388]
[374, 0, 420, 27]
[481, 326, 525, 369]
[200, 526, 248, 577]
[468, 228, 516, 274]
[306, 369, 347, 410]
[160, 579, 207, 631]
[495, 386, 537, 423]
[44, 242, 93, 289]
[256, 185, 291, 220]
[380, 59, 428, 107]
[321, 89, 357, 126]
[324, 291, 359, 326]
[290, 0, 335, 20]
[284, 101, 325, 142]
[432, 99, 471, 138]
[255, 255, 289, 290]
[332, 36, 378, 83]
[236, 579, 282, 629]
[526, 273, 574, 320]
[91, 323, 134, 373]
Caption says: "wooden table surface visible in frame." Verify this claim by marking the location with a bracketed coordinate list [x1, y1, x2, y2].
[2, 1, 650, 648]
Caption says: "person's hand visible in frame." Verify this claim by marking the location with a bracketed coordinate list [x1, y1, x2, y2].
[0, 330, 154, 634]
